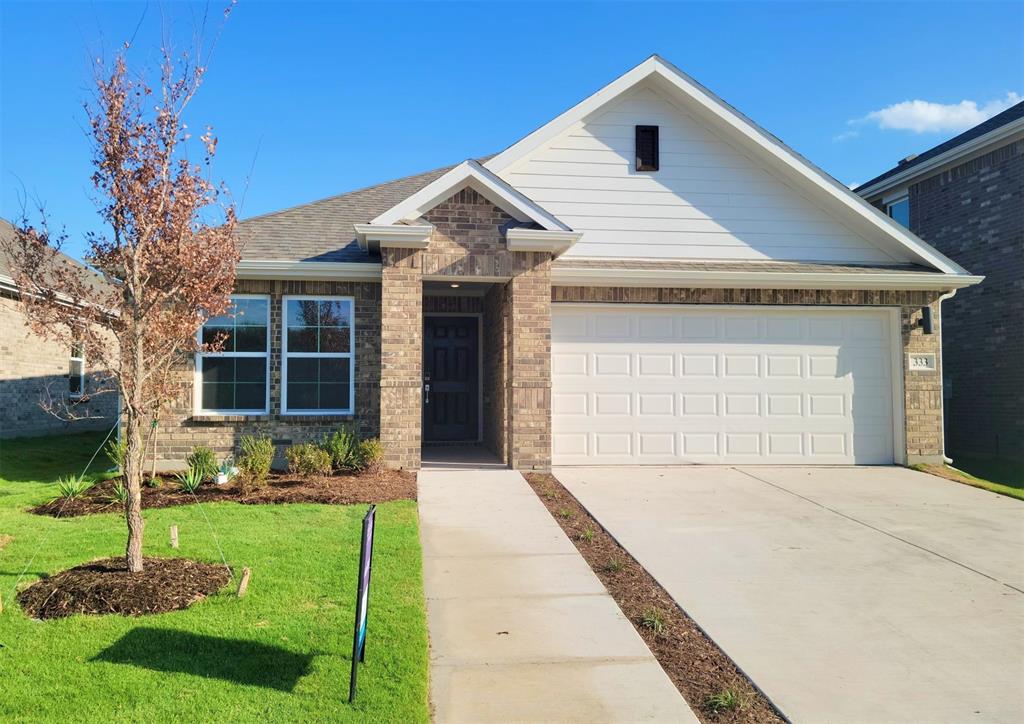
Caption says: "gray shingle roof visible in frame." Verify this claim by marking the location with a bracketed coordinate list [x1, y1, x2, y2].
[0, 218, 114, 296]
[237, 163, 459, 262]
[854, 101, 1024, 193]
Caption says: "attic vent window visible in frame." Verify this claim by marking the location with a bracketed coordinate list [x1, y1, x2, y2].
[635, 125, 659, 172]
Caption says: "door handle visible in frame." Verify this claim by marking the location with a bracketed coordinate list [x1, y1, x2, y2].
[424, 383, 430, 405]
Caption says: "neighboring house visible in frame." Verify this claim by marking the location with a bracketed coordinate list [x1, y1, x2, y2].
[856, 103, 1023, 464]
[153, 56, 981, 471]
[0, 219, 119, 438]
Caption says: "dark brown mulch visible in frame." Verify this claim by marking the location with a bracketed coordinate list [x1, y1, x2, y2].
[30, 467, 417, 518]
[525, 473, 787, 724]
[17, 557, 231, 619]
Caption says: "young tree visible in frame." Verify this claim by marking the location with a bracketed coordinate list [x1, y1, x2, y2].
[2, 41, 239, 573]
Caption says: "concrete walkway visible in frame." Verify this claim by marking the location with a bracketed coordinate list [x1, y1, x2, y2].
[418, 469, 696, 723]
[557, 465, 1024, 724]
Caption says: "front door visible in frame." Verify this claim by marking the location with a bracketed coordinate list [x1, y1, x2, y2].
[423, 316, 479, 442]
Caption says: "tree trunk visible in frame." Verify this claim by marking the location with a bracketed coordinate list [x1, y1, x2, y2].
[123, 410, 146, 573]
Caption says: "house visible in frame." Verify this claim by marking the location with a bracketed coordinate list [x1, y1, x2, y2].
[152, 56, 981, 471]
[0, 219, 119, 438]
[856, 103, 1023, 465]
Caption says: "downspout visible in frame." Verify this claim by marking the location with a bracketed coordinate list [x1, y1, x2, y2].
[937, 289, 957, 465]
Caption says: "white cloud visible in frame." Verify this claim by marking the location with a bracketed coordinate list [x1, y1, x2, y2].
[859, 92, 1021, 134]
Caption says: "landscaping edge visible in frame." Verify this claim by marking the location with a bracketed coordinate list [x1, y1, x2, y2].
[524, 473, 788, 724]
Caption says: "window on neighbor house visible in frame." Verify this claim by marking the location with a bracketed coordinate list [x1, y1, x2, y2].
[282, 296, 354, 415]
[69, 342, 85, 398]
[635, 125, 660, 171]
[196, 295, 270, 414]
[886, 195, 910, 228]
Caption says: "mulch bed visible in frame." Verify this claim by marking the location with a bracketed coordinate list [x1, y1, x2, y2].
[525, 473, 786, 724]
[17, 557, 231, 619]
[31, 467, 417, 518]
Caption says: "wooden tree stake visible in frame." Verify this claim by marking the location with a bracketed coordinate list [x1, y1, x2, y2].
[170, 525, 179, 549]
[236, 567, 251, 598]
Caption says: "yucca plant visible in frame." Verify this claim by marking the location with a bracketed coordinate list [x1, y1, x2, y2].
[175, 467, 204, 494]
[108, 480, 129, 505]
[55, 475, 93, 500]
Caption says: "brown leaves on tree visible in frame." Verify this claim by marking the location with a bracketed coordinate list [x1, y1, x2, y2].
[1, 27, 238, 572]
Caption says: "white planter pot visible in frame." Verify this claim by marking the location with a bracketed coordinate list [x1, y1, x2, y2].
[216, 472, 229, 485]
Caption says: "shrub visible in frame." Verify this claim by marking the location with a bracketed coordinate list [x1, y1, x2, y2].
[55, 475, 93, 500]
[238, 435, 274, 486]
[175, 467, 204, 494]
[108, 480, 129, 505]
[319, 427, 360, 471]
[104, 437, 127, 470]
[704, 689, 744, 714]
[357, 438, 385, 471]
[186, 445, 218, 482]
[144, 477, 162, 488]
[286, 443, 332, 477]
[640, 607, 668, 636]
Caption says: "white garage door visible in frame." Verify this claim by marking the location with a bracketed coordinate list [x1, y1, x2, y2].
[551, 305, 898, 465]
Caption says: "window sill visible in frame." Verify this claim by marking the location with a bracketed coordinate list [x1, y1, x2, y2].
[191, 413, 271, 423]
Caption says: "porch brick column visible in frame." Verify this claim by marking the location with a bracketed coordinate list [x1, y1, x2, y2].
[903, 299, 944, 464]
[508, 251, 552, 470]
[380, 248, 422, 469]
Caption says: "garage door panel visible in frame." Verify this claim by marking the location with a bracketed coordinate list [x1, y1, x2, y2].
[552, 306, 896, 465]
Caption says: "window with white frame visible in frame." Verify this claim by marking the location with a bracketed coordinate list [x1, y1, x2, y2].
[886, 195, 910, 228]
[69, 342, 85, 399]
[282, 296, 354, 414]
[196, 295, 270, 414]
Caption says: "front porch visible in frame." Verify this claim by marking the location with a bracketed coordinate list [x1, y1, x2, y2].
[378, 250, 554, 473]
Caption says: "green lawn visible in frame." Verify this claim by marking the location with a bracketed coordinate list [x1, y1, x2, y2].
[0, 432, 429, 723]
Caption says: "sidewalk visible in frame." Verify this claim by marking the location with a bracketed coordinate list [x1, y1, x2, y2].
[418, 469, 695, 723]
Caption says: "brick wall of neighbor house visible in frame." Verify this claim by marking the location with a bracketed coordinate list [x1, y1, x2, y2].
[0, 293, 118, 438]
[909, 140, 1023, 460]
[153, 278, 381, 470]
[552, 286, 946, 464]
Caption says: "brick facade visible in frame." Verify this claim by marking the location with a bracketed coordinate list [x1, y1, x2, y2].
[909, 140, 1023, 460]
[1, 292, 119, 439]
[154, 278, 381, 469]
[552, 286, 946, 464]
[380, 249, 422, 469]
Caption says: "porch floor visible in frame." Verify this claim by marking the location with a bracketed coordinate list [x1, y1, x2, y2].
[421, 445, 507, 471]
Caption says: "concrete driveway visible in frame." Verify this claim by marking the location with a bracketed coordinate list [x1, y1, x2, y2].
[556, 466, 1024, 724]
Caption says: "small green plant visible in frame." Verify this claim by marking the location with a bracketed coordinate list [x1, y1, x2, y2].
[238, 434, 275, 486]
[640, 607, 668, 636]
[357, 437, 385, 471]
[175, 467, 204, 494]
[704, 689, 744, 715]
[145, 477, 162, 488]
[107, 480, 129, 505]
[186, 445, 218, 481]
[603, 558, 623, 574]
[104, 437, 127, 470]
[319, 427, 361, 471]
[578, 526, 595, 543]
[558, 508, 573, 520]
[55, 475, 93, 500]
[286, 443, 332, 477]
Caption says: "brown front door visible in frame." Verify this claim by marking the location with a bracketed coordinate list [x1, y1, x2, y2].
[423, 316, 479, 442]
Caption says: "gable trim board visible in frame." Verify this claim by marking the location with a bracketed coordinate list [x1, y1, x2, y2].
[368, 160, 570, 230]
[483, 55, 973, 279]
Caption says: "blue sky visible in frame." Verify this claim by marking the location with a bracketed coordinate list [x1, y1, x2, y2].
[2, 1, 1021, 261]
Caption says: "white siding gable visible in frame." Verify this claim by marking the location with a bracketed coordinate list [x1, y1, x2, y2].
[499, 84, 902, 264]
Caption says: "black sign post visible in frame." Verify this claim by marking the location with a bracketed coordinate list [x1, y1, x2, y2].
[348, 504, 376, 704]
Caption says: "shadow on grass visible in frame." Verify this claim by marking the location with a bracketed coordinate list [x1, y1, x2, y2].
[92, 627, 313, 691]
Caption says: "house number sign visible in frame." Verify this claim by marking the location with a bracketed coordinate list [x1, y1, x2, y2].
[908, 353, 937, 372]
